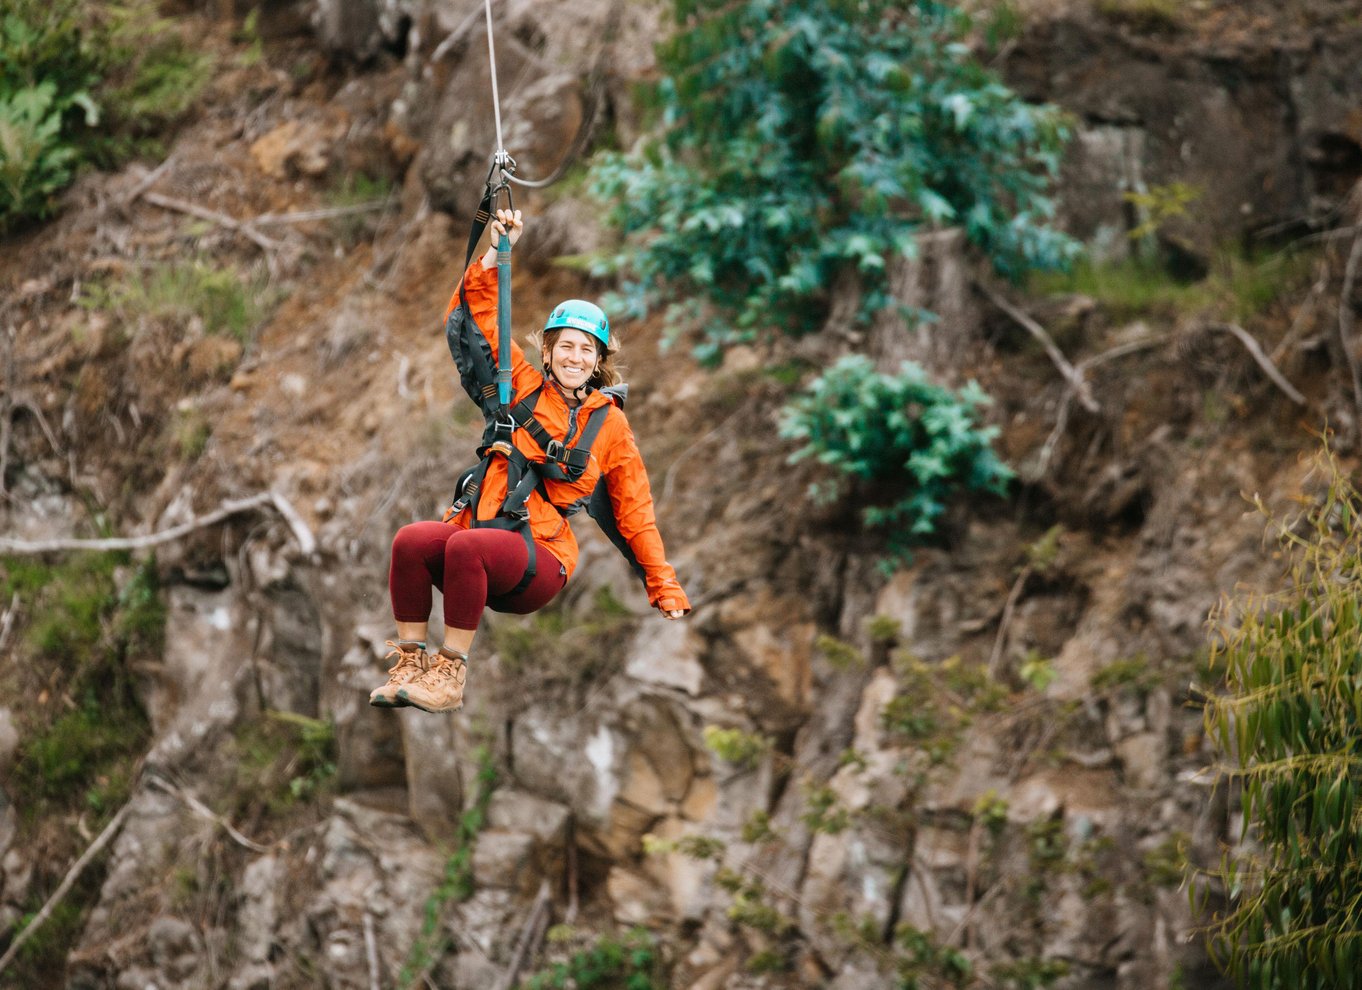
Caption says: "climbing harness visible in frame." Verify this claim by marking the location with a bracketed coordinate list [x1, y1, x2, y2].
[435, 0, 649, 598]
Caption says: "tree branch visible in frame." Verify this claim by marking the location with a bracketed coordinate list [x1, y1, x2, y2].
[0, 593, 18, 653]
[0, 799, 134, 977]
[494, 878, 553, 990]
[0, 491, 316, 558]
[977, 281, 1100, 413]
[142, 191, 284, 255]
[1207, 322, 1308, 406]
[146, 775, 273, 853]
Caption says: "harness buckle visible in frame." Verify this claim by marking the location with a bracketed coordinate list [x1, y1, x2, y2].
[544, 439, 565, 461]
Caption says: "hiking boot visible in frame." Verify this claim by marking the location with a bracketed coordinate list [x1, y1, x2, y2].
[369, 641, 430, 708]
[396, 647, 468, 713]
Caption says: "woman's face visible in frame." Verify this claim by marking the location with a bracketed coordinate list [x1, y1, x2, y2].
[548, 328, 600, 391]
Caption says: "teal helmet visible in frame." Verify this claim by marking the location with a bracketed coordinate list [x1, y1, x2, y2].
[544, 299, 610, 350]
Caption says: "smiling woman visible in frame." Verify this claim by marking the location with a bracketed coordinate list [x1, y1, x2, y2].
[370, 208, 690, 714]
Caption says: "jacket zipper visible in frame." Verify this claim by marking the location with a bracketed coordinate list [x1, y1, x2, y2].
[563, 405, 581, 447]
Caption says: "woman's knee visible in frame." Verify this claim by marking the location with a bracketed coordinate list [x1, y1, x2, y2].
[441, 529, 486, 571]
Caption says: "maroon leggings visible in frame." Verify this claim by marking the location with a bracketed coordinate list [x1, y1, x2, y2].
[389, 522, 567, 630]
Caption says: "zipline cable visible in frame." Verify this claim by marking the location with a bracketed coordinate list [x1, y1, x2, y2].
[483, 0, 507, 162]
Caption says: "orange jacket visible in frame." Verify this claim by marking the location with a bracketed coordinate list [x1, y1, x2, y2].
[442, 263, 690, 614]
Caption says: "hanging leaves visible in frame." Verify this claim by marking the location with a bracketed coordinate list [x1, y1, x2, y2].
[1201, 445, 1362, 990]
[589, 0, 1078, 361]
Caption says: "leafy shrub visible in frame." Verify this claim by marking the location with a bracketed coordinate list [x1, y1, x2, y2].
[1199, 449, 1362, 988]
[1, 552, 159, 819]
[589, 0, 1077, 360]
[780, 355, 1013, 556]
[702, 725, 772, 769]
[0, 0, 211, 232]
[80, 258, 271, 343]
[522, 927, 665, 990]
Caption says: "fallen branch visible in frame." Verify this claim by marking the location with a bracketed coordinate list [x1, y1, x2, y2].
[494, 878, 552, 990]
[564, 817, 579, 926]
[253, 201, 390, 226]
[364, 912, 382, 990]
[0, 799, 134, 977]
[1208, 322, 1308, 406]
[1272, 259, 1330, 364]
[122, 155, 176, 208]
[143, 191, 283, 255]
[977, 281, 1099, 413]
[146, 775, 273, 853]
[0, 491, 317, 558]
[1031, 334, 1171, 479]
[986, 565, 1031, 680]
[0, 593, 18, 653]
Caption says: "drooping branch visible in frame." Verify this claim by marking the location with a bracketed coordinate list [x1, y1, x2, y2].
[142, 191, 283, 255]
[494, 879, 553, 990]
[1208, 322, 1308, 406]
[977, 280, 1100, 413]
[0, 491, 317, 558]
[0, 800, 134, 976]
[146, 775, 273, 853]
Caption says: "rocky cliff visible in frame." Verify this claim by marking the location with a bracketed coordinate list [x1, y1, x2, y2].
[2, 1, 1361, 988]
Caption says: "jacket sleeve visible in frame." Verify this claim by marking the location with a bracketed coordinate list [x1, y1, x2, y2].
[444, 262, 541, 400]
[598, 411, 691, 613]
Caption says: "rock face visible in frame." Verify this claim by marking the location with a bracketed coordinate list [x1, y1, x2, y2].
[1003, 11, 1362, 258]
[1, 2, 1354, 989]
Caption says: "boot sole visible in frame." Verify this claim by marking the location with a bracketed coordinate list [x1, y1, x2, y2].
[369, 694, 411, 708]
[395, 689, 463, 714]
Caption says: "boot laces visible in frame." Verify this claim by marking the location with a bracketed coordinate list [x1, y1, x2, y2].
[383, 641, 428, 677]
[419, 654, 456, 685]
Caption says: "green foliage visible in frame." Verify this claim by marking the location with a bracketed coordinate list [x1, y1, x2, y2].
[1024, 524, 1065, 572]
[1090, 653, 1159, 696]
[972, 790, 1010, 836]
[781, 356, 1012, 559]
[1028, 247, 1318, 324]
[642, 832, 726, 860]
[589, 0, 1077, 361]
[892, 923, 974, 989]
[702, 725, 772, 769]
[521, 927, 665, 990]
[800, 782, 851, 834]
[1142, 832, 1187, 889]
[172, 407, 212, 461]
[866, 614, 902, 645]
[1199, 449, 1362, 989]
[400, 746, 498, 985]
[1125, 181, 1201, 243]
[80, 258, 272, 343]
[990, 956, 1071, 988]
[1018, 651, 1057, 692]
[0, 0, 211, 231]
[490, 586, 636, 692]
[1, 552, 159, 819]
[717, 868, 797, 937]
[882, 654, 1007, 763]
[815, 633, 865, 670]
[231, 710, 337, 814]
[741, 809, 780, 844]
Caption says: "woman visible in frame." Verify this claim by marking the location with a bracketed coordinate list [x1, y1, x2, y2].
[371, 208, 691, 713]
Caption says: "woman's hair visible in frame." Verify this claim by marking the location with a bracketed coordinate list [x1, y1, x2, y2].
[529, 326, 624, 389]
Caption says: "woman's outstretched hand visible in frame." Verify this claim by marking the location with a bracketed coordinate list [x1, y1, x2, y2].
[662, 608, 688, 620]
